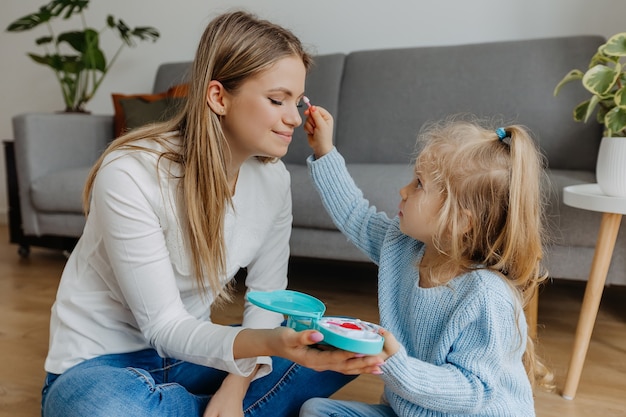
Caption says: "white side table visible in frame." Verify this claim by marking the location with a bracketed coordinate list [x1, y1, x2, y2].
[561, 183, 626, 400]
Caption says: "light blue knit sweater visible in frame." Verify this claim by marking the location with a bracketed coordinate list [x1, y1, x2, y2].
[307, 149, 535, 417]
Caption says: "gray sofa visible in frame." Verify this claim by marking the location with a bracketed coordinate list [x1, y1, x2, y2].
[9, 35, 626, 285]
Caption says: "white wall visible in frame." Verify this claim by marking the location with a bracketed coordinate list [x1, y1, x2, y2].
[1, 0, 625, 224]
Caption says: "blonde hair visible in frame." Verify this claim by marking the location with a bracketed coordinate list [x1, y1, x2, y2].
[414, 116, 554, 390]
[83, 11, 312, 302]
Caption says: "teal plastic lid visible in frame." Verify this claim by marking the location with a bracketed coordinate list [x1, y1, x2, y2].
[246, 290, 383, 355]
[246, 290, 326, 319]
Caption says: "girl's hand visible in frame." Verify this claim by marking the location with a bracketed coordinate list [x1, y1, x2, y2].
[378, 327, 400, 359]
[234, 327, 385, 375]
[304, 104, 334, 159]
[202, 371, 256, 417]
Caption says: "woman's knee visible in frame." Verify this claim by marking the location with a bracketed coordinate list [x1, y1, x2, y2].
[43, 364, 189, 417]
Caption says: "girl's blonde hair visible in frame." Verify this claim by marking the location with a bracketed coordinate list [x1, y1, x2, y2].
[83, 11, 312, 302]
[414, 116, 554, 390]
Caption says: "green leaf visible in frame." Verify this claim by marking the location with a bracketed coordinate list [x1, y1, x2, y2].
[589, 49, 618, 67]
[84, 31, 106, 71]
[605, 106, 626, 134]
[602, 32, 626, 57]
[594, 98, 614, 125]
[582, 64, 620, 96]
[60, 57, 84, 74]
[131, 27, 160, 42]
[47, 0, 89, 19]
[57, 30, 91, 53]
[27, 53, 55, 67]
[6, 9, 52, 31]
[573, 100, 590, 122]
[584, 95, 601, 122]
[553, 69, 584, 96]
[110, 17, 160, 47]
[114, 18, 132, 46]
[27, 53, 83, 73]
[82, 49, 106, 71]
[35, 36, 54, 46]
[616, 86, 626, 108]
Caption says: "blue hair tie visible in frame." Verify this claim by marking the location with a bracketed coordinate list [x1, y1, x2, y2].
[496, 127, 508, 141]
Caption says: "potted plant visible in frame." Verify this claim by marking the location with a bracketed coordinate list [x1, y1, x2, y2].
[554, 32, 626, 197]
[6, 0, 160, 113]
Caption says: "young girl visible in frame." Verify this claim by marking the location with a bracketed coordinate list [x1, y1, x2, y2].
[299, 106, 554, 417]
[41, 11, 383, 417]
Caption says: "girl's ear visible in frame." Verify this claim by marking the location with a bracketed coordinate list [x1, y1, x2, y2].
[206, 80, 228, 115]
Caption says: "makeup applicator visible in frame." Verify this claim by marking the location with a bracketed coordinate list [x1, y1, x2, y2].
[303, 96, 312, 110]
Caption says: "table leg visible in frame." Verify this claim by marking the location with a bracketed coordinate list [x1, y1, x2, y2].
[561, 212, 622, 400]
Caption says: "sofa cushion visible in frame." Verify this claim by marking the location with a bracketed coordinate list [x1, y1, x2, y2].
[335, 36, 605, 170]
[111, 84, 188, 137]
[287, 162, 414, 230]
[152, 62, 192, 94]
[30, 167, 91, 213]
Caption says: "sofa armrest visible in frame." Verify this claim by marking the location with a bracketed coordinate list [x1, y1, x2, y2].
[12, 113, 114, 180]
[11, 112, 114, 235]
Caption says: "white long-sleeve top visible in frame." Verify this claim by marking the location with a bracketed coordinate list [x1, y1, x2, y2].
[45, 135, 291, 378]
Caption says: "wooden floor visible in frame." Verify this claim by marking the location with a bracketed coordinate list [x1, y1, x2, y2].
[1, 225, 625, 416]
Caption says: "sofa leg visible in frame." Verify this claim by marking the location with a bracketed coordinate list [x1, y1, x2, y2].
[17, 245, 30, 258]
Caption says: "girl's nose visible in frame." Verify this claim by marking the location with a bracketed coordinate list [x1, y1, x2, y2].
[399, 184, 409, 200]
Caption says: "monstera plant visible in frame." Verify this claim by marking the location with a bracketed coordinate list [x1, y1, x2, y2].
[7, 0, 160, 113]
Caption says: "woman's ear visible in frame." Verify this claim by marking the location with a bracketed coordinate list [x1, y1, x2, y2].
[206, 80, 228, 116]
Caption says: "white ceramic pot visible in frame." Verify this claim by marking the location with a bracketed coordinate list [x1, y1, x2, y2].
[596, 136, 626, 197]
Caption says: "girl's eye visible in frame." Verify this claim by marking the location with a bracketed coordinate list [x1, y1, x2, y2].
[269, 98, 283, 106]
[415, 178, 423, 189]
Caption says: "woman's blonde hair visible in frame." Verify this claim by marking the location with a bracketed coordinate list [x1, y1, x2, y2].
[414, 116, 554, 390]
[83, 11, 312, 302]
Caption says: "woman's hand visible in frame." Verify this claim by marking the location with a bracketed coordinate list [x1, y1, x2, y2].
[202, 372, 254, 417]
[304, 104, 334, 159]
[234, 327, 385, 375]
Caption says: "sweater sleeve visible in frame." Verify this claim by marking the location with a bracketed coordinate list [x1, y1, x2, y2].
[380, 281, 527, 415]
[307, 148, 393, 264]
[92, 153, 259, 376]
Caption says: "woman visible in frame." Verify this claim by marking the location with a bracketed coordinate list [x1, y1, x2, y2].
[41, 11, 383, 417]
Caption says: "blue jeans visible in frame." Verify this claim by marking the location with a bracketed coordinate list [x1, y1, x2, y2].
[41, 348, 356, 417]
[299, 398, 398, 417]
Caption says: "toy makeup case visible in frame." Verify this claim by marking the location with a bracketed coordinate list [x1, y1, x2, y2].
[246, 290, 384, 355]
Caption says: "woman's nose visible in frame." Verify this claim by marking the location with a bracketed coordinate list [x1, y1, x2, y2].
[285, 105, 303, 127]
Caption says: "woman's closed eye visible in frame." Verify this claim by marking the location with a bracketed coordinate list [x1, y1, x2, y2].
[268, 98, 283, 106]
[268, 97, 304, 108]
